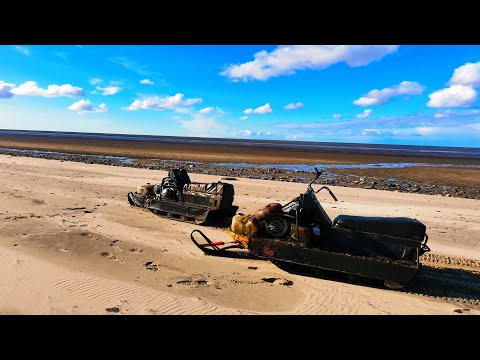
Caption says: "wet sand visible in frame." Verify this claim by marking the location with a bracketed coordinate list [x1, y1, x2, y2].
[1, 134, 479, 166]
[1, 154, 479, 314]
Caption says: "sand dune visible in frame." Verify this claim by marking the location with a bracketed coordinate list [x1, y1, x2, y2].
[1, 154, 479, 314]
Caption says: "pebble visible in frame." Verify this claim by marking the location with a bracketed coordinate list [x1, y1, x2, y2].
[105, 307, 120, 313]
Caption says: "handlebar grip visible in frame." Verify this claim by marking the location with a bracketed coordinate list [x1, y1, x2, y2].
[315, 186, 338, 201]
[330, 191, 338, 202]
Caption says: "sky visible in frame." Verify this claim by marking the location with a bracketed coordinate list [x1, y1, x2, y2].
[1, 45, 480, 147]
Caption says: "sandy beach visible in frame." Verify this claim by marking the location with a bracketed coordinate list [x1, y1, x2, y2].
[1, 154, 479, 315]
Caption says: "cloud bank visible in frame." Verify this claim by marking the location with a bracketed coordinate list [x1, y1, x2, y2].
[221, 45, 399, 81]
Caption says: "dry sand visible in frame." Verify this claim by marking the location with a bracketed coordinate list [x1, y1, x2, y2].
[1, 154, 479, 315]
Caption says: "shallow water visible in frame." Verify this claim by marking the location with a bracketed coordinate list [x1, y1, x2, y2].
[215, 162, 480, 172]
[0, 147, 134, 164]
[2, 147, 480, 172]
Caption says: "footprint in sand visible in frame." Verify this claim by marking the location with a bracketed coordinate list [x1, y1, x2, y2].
[176, 279, 209, 286]
[100, 252, 124, 263]
[129, 248, 144, 253]
[454, 308, 471, 314]
[59, 248, 69, 253]
[110, 240, 122, 252]
[261, 277, 294, 286]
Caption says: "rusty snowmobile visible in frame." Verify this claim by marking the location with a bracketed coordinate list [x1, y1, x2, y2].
[191, 168, 431, 289]
[127, 165, 238, 224]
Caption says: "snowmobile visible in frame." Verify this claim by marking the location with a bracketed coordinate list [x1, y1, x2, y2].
[191, 168, 431, 289]
[127, 165, 238, 224]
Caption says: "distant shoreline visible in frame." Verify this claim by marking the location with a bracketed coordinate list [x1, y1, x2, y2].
[0, 130, 479, 167]
[1, 128, 479, 159]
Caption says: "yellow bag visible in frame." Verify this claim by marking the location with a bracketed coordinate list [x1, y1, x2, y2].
[231, 214, 258, 238]
[137, 183, 154, 196]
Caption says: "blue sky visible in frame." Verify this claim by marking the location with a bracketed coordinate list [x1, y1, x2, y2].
[1, 45, 480, 147]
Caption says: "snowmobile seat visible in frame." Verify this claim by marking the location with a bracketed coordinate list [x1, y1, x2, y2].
[333, 215, 426, 241]
[168, 168, 191, 189]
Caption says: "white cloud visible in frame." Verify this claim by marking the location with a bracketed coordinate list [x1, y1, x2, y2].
[96, 86, 121, 96]
[434, 113, 446, 119]
[10, 81, 84, 98]
[221, 45, 399, 81]
[448, 61, 480, 87]
[89, 78, 103, 85]
[241, 130, 253, 136]
[283, 102, 304, 110]
[353, 81, 425, 106]
[127, 93, 202, 111]
[198, 106, 214, 114]
[14, 46, 30, 56]
[179, 114, 225, 136]
[240, 116, 248, 120]
[426, 85, 477, 108]
[356, 109, 373, 118]
[414, 127, 437, 136]
[332, 113, 342, 119]
[140, 79, 154, 85]
[0, 81, 16, 99]
[68, 99, 108, 114]
[243, 103, 272, 114]
[361, 128, 382, 135]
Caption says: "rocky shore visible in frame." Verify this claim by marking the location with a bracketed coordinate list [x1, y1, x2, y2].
[1, 147, 478, 200]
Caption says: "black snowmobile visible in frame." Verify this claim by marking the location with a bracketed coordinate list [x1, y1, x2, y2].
[127, 165, 238, 224]
[191, 168, 430, 289]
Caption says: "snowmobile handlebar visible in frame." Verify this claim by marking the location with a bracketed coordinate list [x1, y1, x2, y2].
[282, 168, 337, 210]
[315, 186, 338, 202]
[307, 167, 322, 192]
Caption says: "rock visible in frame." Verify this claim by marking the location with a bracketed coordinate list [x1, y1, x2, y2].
[261, 277, 293, 286]
[105, 307, 120, 313]
[144, 261, 159, 271]
[276, 278, 294, 286]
